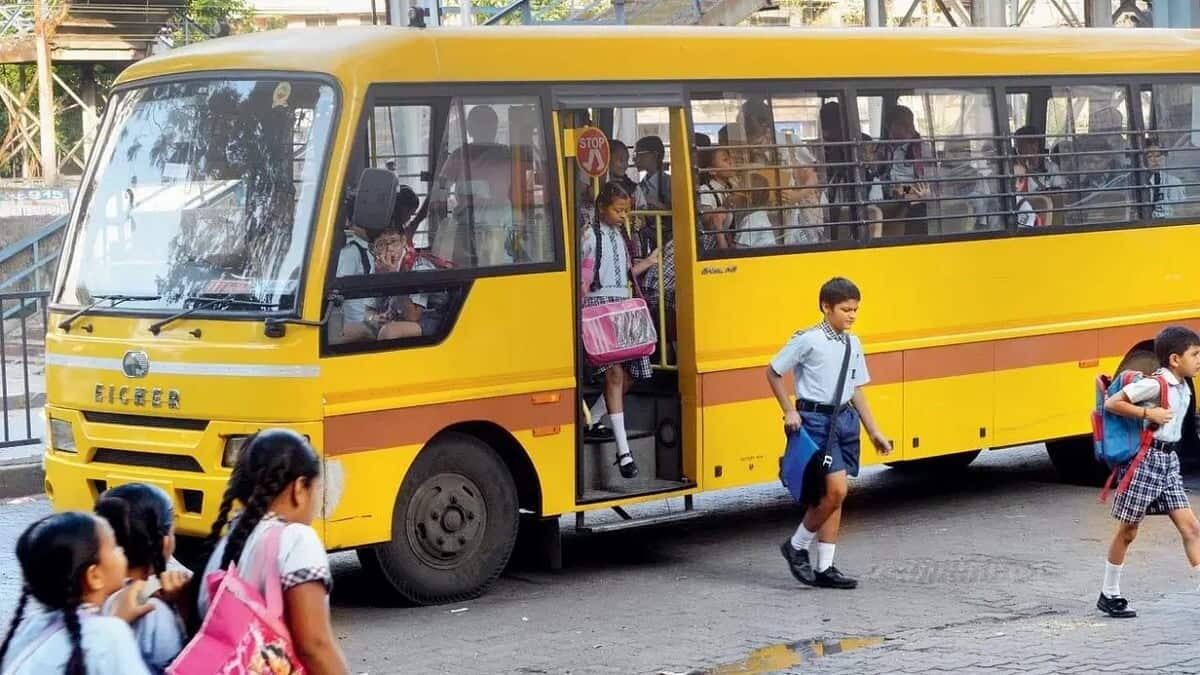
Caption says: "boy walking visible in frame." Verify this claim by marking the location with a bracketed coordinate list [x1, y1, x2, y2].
[767, 277, 891, 588]
[1098, 326, 1200, 618]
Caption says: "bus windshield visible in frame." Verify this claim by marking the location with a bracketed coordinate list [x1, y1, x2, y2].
[57, 77, 337, 314]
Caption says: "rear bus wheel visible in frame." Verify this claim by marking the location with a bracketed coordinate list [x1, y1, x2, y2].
[358, 432, 519, 606]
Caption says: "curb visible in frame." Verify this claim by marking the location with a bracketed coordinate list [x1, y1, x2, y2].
[0, 459, 44, 500]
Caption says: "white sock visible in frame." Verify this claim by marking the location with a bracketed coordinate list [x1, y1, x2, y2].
[589, 397, 608, 426]
[1102, 561, 1123, 597]
[816, 542, 836, 572]
[610, 413, 633, 464]
[790, 524, 816, 552]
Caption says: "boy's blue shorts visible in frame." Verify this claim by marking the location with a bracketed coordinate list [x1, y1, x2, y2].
[800, 407, 861, 477]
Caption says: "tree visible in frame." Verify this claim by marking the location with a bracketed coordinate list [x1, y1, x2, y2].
[186, 0, 253, 36]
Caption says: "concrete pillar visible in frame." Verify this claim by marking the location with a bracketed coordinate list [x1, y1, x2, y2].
[1085, 0, 1113, 25]
[971, 0, 1008, 25]
[865, 0, 887, 26]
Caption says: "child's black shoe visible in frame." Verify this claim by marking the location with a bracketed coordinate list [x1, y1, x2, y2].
[1097, 593, 1137, 618]
[779, 541, 816, 586]
[615, 454, 639, 479]
[814, 565, 859, 589]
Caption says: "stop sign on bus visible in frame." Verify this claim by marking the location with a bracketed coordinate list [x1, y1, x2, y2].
[575, 127, 610, 178]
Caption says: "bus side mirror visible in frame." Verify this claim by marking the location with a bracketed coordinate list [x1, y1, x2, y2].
[353, 168, 399, 233]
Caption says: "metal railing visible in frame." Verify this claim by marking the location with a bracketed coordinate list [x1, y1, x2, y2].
[628, 209, 674, 370]
[0, 290, 48, 449]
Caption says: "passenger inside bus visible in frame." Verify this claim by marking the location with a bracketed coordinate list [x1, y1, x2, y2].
[608, 140, 638, 195]
[697, 141, 736, 250]
[1144, 135, 1186, 219]
[937, 139, 996, 231]
[880, 105, 930, 235]
[734, 173, 778, 248]
[781, 147, 828, 246]
[437, 104, 514, 267]
[634, 136, 672, 212]
[1013, 125, 1067, 192]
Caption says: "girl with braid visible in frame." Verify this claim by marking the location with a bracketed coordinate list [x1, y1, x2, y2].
[95, 484, 192, 673]
[194, 429, 348, 675]
[0, 511, 155, 674]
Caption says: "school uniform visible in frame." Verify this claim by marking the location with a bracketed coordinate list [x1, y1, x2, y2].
[0, 603, 151, 675]
[580, 223, 653, 382]
[1110, 368, 1193, 524]
[336, 231, 374, 326]
[101, 592, 184, 674]
[197, 514, 333, 619]
[769, 321, 870, 477]
[1148, 171, 1186, 219]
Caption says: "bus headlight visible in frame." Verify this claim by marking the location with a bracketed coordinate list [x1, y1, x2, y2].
[50, 419, 76, 453]
[222, 436, 250, 467]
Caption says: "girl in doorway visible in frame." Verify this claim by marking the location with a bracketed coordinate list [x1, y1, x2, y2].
[0, 512, 156, 674]
[581, 182, 659, 478]
[193, 429, 349, 675]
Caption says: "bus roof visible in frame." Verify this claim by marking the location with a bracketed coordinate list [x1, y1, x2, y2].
[119, 26, 1200, 88]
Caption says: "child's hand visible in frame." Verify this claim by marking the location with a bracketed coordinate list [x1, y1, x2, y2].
[871, 431, 893, 456]
[157, 570, 193, 605]
[111, 581, 157, 624]
[783, 410, 802, 433]
[1146, 407, 1174, 426]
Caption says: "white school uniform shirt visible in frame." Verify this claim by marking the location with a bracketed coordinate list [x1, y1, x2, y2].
[580, 223, 632, 300]
[1121, 368, 1192, 443]
[197, 515, 333, 619]
[336, 231, 374, 323]
[735, 210, 777, 248]
[0, 603, 151, 675]
[769, 321, 870, 406]
[1148, 171, 1186, 219]
[101, 593, 184, 674]
[635, 170, 672, 210]
[1015, 197, 1039, 229]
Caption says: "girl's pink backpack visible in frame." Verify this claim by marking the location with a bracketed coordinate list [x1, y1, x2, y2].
[168, 524, 304, 675]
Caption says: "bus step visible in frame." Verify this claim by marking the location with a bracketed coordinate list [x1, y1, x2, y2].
[574, 507, 705, 535]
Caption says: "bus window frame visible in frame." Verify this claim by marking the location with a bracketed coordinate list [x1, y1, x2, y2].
[51, 70, 343, 325]
[321, 82, 565, 357]
[684, 74, 1196, 263]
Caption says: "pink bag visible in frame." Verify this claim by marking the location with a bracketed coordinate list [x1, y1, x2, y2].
[579, 223, 658, 368]
[581, 297, 657, 367]
[168, 524, 304, 675]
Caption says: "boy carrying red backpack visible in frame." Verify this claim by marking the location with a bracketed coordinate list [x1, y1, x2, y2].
[1095, 326, 1200, 618]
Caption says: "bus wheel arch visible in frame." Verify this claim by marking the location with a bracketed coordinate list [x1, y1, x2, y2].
[357, 426, 528, 605]
[1045, 339, 1157, 487]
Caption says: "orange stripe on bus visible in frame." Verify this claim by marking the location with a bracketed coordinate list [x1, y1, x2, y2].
[700, 318, 1200, 409]
[324, 388, 574, 456]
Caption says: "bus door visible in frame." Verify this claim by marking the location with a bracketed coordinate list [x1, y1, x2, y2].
[551, 85, 698, 504]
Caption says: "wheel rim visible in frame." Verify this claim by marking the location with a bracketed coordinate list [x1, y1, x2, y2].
[404, 472, 487, 570]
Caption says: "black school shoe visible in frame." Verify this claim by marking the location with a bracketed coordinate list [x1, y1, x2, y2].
[615, 455, 639, 479]
[813, 565, 859, 589]
[1097, 593, 1137, 618]
[584, 423, 614, 441]
[780, 541, 816, 586]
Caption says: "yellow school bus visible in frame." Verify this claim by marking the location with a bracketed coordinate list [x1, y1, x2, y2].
[44, 25, 1200, 604]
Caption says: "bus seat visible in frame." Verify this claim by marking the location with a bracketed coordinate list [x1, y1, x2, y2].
[936, 200, 972, 234]
[1024, 195, 1053, 226]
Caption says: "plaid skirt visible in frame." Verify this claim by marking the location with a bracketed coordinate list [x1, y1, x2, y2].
[1110, 447, 1192, 524]
[582, 295, 654, 382]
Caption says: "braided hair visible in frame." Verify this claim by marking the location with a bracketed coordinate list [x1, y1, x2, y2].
[187, 429, 320, 631]
[2, 512, 103, 675]
[95, 483, 174, 577]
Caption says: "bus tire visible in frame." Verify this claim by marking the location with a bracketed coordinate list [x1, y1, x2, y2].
[358, 432, 519, 606]
[1046, 436, 1109, 486]
[885, 450, 980, 474]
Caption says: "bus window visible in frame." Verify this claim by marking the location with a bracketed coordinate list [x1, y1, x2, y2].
[1010, 85, 1136, 227]
[428, 97, 554, 269]
[1142, 82, 1200, 220]
[858, 87, 1001, 238]
[326, 94, 554, 350]
[689, 90, 855, 252]
[368, 103, 433, 246]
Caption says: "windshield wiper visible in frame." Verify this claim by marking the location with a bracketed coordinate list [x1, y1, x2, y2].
[149, 296, 281, 335]
[58, 294, 162, 332]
